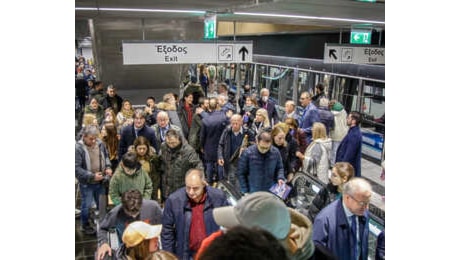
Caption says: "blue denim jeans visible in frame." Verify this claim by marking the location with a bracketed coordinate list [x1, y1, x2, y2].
[79, 182, 105, 226]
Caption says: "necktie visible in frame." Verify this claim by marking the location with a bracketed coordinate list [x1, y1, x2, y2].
[160, 128, 165, 142]
[351, 215, 359, 260]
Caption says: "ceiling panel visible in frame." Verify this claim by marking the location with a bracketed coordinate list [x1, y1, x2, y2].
[76, 0, 384, 30]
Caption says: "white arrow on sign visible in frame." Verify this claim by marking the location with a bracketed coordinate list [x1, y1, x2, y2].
[122, 41, 253, 64]
[323, 43, 384, 64]
[354, 34, 360, 41]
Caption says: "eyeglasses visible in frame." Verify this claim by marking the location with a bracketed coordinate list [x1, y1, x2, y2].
[348, 194, 370, 207]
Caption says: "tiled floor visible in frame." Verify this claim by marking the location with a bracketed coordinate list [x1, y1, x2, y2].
[75, 214, 98, 260]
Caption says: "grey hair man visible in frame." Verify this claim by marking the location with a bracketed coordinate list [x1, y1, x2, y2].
[75, 125, 113, 235]
[313, 177, 372, 260]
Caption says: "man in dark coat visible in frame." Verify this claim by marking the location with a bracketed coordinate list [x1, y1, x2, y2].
[312, 178, 372, 260]
[159, 129, 203, 201]
[237, 129, 285, 194]
[311, 83, 327, 108]
[217, 114, 256, 191]
[200, 97, 229, 184]
[96, 189, 162, 260]
[118, 109, 158, 160]
[299, 91, 321, 145]
[335, 111, 362, 177]
[101, 84, 123, 114]
[161, 169, 229, 259]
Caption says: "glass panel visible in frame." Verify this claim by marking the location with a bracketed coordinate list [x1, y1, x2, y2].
[360, 81, 385, 134]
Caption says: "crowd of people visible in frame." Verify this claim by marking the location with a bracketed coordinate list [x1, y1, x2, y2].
[75, 59, 384, 259]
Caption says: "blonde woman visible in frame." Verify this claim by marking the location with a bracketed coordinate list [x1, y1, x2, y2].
[271, 123, 298, 182]
[118, 221, 162, 260]
[307, 162, 355, 221]
[301, 122, 332, 184]
[251, 108, 271, 135]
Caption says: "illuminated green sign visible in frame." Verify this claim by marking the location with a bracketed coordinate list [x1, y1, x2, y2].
[204, 15, 216, 39]
[350, 31, 372, 44]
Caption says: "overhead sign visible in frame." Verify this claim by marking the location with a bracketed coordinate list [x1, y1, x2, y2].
[323, 44, 384, 64]
[350, 31, 372, 44]
[122, 41, 253, 65]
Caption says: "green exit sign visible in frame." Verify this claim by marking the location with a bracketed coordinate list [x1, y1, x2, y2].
[350, 31, 372, 44]
[204, 15, 216, 39]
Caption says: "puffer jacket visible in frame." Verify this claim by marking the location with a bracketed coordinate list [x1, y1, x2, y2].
[159, 142, 203, 200]
[237, 144, 285, 193]
[304, 138, 332, 185]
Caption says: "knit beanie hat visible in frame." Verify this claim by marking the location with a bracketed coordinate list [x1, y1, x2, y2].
[331, 102, 343, 111]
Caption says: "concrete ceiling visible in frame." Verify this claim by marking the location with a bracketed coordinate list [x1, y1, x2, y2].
[75, 0, 385, 33]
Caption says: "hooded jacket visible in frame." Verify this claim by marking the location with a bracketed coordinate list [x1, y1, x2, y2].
[284, 208, 316, 259]
[284, 208, 338, 259]
[109, 165, 153, 206]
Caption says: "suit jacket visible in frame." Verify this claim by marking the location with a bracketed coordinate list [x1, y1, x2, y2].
[312, 199, 369, 260]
